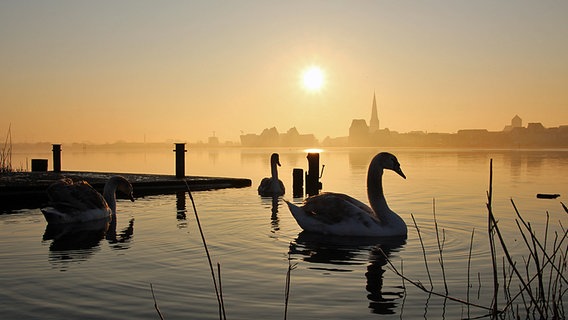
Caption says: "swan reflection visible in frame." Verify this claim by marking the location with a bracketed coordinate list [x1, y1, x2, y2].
[260, 195, 281, 233]
[289, 232, 406, 315]
[43, 214, 135, 268]
[366, 244, 406, 314]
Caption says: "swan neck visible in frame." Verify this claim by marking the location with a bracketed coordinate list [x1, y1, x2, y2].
[367, 161, 389, 218]
[103, 181, 118, 214]
[271, 161, 279, 180]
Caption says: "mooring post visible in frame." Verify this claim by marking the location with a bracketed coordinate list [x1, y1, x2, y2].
[174, 143, 187, 178]
[31, 159, 48, 172]
[52, 144, 61, 172]
[306, 152, 322, 196]
[292, 168, 304, 198]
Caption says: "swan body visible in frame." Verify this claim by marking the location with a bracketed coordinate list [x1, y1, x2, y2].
[41, 175, 134, 224]
[258, 153, 285, 196]
[286, 152, 407, 237]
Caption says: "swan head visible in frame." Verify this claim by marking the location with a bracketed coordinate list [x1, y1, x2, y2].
[270, 153, 281, 167]
[109, 176, 135, 201]
[377, 152, 406, 179]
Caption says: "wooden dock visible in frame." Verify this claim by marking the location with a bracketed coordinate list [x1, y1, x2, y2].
[0, 171, 252, 211]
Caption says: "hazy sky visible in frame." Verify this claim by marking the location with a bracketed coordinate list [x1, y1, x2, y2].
[1, 1, 567, 143]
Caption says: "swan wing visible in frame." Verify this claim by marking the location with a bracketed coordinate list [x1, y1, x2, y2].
[257, 177, 271, 193]
[258, 177, 285, 196]
[286, 194, 382, 236]
[278, 180, 286, 193]
[302, 192, 376, 222]
[47, 179, 108, 214]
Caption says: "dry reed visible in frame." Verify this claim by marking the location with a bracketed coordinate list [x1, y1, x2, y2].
[284, 251, 297, 320]
[381, 158, 567, 319]
[1, 124, 13, 173]
[150, 283, 165, 320]
[184, 181, 227, 320]
[150, 182, 227, 320]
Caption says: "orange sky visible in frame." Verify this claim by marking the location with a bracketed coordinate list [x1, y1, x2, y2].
[1, 1, 567, 144]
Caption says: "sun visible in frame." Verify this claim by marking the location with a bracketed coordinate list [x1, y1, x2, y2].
[301, 66, 325, 92]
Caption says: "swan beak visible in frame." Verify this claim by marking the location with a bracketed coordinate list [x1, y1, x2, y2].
[277, 160, 281, 166]
[129, 193, 135, 202]
[395, 167, 406, 179]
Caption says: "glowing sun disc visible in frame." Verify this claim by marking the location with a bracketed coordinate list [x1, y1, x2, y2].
[302, 66, 325, 91]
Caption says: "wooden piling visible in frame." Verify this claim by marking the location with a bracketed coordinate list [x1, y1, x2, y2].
[31, 159, 48, 172]
[174, 143, 187, 178]
[305, 152, 322, 196]
[292, 168, 304, 198]
[52, 144, 61, 172]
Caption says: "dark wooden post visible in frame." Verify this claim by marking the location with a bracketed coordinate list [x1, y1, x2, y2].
[306, 152, 322, 196]
[52, 144, 61, 172]
[292, 168, 304, 198]
[31, 159, 48, 172]
[174, 143, 187, 178]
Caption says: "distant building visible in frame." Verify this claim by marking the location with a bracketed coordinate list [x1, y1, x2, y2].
[208, 136, 219, 146]
[347, 93, 383, 145]
[527, 122, 545, 132]
[457, 129, 489, 136]
[369, 92, 380, 133]
[504, 115, 523, 132]
[281, 127, 318, 146]
[349, 119, 369, 146]
[239, 126, 317, 147]
[512, 115, 522, 128]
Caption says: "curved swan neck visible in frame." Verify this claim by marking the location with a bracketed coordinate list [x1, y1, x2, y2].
[367, 157, 389, 219]
[103, 179, 120, 214]
[271, 160, 279, 180]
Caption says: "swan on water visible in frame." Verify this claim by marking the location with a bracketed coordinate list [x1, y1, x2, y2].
[41, 175, 134, 224]
[285, 152, 407, 237]
[258, 153, 285, 196]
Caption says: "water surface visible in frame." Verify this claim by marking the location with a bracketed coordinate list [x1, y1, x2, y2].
[1, 148, 567, 319]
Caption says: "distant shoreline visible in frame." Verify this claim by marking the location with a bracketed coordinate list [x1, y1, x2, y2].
[7, 141, 568, 152]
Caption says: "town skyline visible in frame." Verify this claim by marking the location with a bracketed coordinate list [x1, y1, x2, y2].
[6, 111, 566, 149]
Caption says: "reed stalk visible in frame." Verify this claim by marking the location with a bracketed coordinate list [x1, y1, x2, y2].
[384, 158, 567, 319]
[150, 283, 165, 320]
[217, 263, 227, 319]
[378, 248, 494, 312]
[1, 124, 13, 173]
[512, 200, 568, 286]
[486, 159, 499, 317]
[488, 198, 545, 318]
[184, 180, 227, 320]
[411, 214, 433, 290]
[432, 198, 448, 295]
[467, 228, 475, 318]
[284, 252, 297, 320]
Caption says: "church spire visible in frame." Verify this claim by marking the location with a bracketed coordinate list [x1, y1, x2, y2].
[369, 92, 380, 133]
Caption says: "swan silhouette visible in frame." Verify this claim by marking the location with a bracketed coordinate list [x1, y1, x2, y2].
[41, 175, 134, 224]
[285, 152, 407, 237]
[258, 153, 285, 196]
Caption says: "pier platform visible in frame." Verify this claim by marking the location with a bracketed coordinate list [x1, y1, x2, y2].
[0, 171, 252, 211]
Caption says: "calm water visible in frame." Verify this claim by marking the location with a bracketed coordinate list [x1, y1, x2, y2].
[1, 148, 567, 319]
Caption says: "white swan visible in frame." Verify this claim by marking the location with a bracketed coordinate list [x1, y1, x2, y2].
[285, 152, 407, 237]
[258, 153, 285, 196]
[41, 175, 134, 224]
